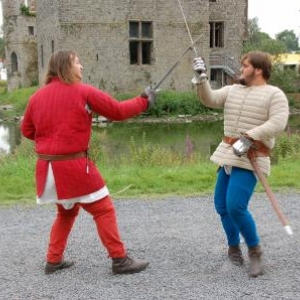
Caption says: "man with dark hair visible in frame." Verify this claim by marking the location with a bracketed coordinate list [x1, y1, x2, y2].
[192, 51, 289, 277]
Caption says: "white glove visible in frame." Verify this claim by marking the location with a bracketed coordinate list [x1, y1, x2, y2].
[192, 57, 208, 85]
[232, 136, 253, 157]
[142, 86, 160, 108]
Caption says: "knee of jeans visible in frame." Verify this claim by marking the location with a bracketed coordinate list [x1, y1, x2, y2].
[227, 205, 243, 220]
[214, 203, 227, 217]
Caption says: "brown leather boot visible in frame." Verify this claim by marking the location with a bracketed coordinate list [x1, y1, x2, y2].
[228, 245, 244, 266]
[45, 260, 74, 275]
[112, 256, 149, 275]
[248, 245, 263, 277]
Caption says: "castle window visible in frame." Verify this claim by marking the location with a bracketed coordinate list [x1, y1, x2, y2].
[11, 52, 18, 72]
[210, 69, 217, 81]
[209, 22, 224, 48]
[51, 40, 54, 53]
[209, 0, 217, 2]
[129, 21, 153, 65]
[28, 26, 34, 35]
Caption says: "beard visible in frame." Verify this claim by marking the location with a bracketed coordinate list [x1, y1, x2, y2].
[238, 70, 256, 86]
[238, 78, 246, 85]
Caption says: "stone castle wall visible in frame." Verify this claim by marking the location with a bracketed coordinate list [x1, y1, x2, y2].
[3, 0, 247, 93]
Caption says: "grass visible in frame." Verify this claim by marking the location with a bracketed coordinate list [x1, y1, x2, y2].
[1, 131, 300, 207]
[104, 163, 216, 197]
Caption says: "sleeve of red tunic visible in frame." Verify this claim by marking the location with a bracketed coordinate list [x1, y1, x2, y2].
[20, 99, 36, 140]
[85, 85, 149, 120]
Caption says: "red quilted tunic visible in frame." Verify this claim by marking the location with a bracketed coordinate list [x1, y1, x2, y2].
[21, 78, 148, 199]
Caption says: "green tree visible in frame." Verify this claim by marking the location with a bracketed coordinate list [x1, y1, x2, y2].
[243, 18, 286, 54]
[246, 17, 261, 44]
[243, 18, 299, 93]
[276, 30, 300, 52]
[269, 63, 298, 93]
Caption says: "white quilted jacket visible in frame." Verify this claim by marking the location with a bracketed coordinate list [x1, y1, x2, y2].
[198, 81, 289, 175]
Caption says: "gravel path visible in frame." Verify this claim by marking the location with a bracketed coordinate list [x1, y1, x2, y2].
[1, 193, 300, 299]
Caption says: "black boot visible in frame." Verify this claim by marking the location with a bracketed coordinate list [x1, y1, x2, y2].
[228, 245, 244, 266]
[248, 245, 263, 277]
[112, 256, 149, 275]
[45, 260, 74, 275]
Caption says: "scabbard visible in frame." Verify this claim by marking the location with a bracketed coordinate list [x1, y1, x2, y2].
[249, 155, 293, 235]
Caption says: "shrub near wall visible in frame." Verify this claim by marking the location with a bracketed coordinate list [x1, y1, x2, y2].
[0, 80, 7, 94]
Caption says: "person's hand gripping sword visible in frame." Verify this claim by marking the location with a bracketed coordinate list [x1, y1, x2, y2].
[192, 57, 208, 85]
[141, 86, 160, 109]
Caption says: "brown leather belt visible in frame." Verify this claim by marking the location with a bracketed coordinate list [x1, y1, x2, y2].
[223, 136, 271, 157]
[37, 151, 86, 161]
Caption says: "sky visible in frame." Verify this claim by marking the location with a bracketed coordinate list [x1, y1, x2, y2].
[248, 0, 300, 38]
[0, 1, 299, 39]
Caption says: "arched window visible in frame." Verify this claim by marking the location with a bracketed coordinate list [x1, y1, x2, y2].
[11, 52, 18, 72]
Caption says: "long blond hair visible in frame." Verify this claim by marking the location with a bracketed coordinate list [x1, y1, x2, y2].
[44, 50, 79, 84]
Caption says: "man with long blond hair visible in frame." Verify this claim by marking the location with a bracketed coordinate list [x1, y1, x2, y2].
[21, 49, 157, 275]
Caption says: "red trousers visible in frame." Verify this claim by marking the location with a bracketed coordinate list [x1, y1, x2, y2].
[46, 196, 126, 263]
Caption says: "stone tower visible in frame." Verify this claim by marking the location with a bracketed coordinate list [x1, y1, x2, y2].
[1, 0, 38, 91]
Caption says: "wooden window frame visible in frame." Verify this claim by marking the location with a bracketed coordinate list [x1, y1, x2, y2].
[129, 21, 153, 65]
[209, 22, 224, 48]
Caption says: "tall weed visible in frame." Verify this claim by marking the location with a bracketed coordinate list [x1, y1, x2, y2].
[272, 132, 300, 162]
[119, 133, 203, 167]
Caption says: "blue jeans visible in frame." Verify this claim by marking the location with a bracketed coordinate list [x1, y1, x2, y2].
[214, 166, 260, 248]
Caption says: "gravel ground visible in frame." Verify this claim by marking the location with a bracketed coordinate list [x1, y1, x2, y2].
[1, 192, 300, 300]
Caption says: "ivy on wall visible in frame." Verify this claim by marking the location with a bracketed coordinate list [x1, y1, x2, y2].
[20, 4, 36, 17]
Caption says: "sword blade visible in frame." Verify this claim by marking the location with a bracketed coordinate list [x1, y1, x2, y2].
[153, 34, 202, 90]
[177, 0, 198, 56]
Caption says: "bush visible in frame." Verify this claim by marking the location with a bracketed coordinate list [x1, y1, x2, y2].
[269, 64, 298, 93]
[118, 133, 203, 167]
[147, 90, 211, 117]
[0, 80, 7, 95]
[0, 80, 7, 88]
[0, 86, 38, 116]
[272, 132, 300, 162]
